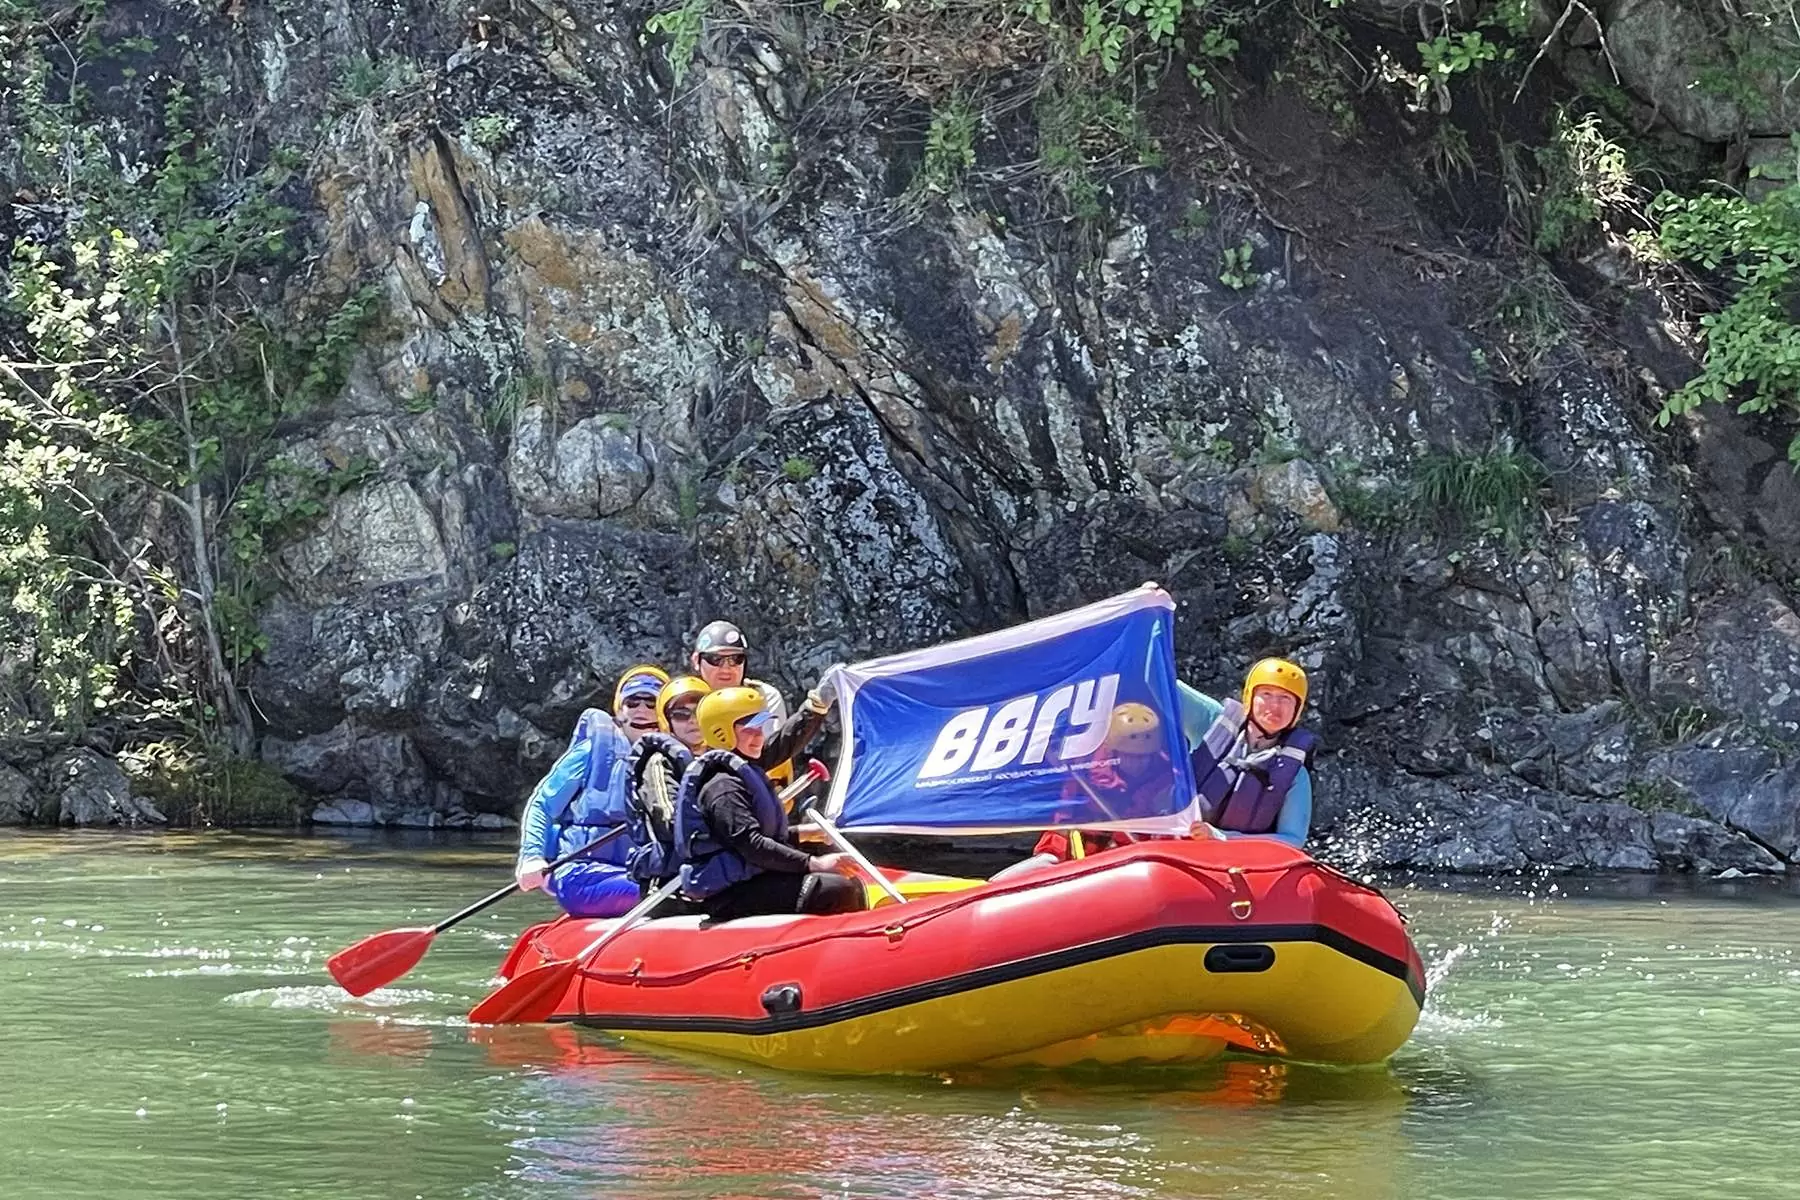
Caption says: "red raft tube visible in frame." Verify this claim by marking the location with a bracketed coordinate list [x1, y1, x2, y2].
[481, 838, 1425, 1075]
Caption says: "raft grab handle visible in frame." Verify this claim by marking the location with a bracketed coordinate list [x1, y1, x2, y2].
[1203, 944, 1276, 973]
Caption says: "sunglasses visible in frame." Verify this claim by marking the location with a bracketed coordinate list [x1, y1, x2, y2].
[699, 652, 746, 667]
[667, 706, 697, 721]
[621, 695, 657, 709]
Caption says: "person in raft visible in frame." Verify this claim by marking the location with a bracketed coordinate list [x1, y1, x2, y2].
[998, 657, 1318, 874]
[990, 703, 1175, 880]
[512, 664, 671, 917]
[1178, 657, 1316, 850]
[668, 681, 868, 921]
[657, 674, 711, 754]
[688, 620, 810, 788]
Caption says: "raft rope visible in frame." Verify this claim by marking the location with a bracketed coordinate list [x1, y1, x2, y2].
[565, 850, 1367, 1000]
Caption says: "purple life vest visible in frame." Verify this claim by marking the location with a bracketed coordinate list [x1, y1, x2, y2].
[1189, 697, 1318, 835]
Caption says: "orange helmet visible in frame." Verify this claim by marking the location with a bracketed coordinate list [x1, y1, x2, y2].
[1106, 702, 1162, 755]
[1241, 658, 1308, 728]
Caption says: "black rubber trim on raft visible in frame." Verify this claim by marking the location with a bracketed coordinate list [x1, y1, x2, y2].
[561, 922, 1426, 1037]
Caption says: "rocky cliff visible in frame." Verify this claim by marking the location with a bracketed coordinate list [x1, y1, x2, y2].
[2, 0, 1798, 873]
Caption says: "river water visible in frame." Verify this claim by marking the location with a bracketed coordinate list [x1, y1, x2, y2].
[2, 832, 1797, 1200]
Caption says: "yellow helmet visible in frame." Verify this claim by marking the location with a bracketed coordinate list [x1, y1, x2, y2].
[657, 675, 710, 731]
[1241, 657, 1308, 724]
[1107, 702, 1162, 755]
[613, 664, 671, 713]
[696, 686, 772, 751]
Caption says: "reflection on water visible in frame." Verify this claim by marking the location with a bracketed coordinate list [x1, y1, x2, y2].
[2, 830, 1799, 1199]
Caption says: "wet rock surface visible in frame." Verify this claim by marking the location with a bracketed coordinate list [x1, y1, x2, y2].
[2, 0, 1794, 873]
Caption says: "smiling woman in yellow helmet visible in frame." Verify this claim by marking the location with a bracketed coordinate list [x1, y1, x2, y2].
[1177, 657, 1317, 849]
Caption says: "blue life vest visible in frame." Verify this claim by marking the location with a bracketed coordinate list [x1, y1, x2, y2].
[623, 732, 692, 885]
[548, 709, 633, 867]
[669, 750, 786, 900]
[1189, 697, 1318, 835]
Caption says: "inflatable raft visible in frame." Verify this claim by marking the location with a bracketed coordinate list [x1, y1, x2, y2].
[486, 838, 1424, 1074]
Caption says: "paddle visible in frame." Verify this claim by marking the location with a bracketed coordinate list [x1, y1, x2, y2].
[467, 763, 828, 1026]
[806, 809, 906, 905]
[326, 824, 628, 998]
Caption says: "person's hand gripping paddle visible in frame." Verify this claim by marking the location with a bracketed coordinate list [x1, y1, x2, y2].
[466, 761, 830, 1026]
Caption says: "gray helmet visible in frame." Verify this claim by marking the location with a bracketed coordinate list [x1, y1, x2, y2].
[694, 620, 749, 655]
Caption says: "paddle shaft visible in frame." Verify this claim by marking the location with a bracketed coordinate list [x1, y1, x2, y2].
[808, 811, 906, 905]
[563, 875, 684, 965]
[434, 823, 628, 934]
[563, 768, 825, 963]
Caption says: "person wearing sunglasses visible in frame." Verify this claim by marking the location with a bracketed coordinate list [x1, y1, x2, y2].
[613, 665, 671, 744]
[656, 674, 711, 753]
[667, 686, 866, 921]
[690, 619, 807, 786]
[512, 664, 671, 917]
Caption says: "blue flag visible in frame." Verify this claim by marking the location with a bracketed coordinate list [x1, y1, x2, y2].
[822, 585, 1199, 835]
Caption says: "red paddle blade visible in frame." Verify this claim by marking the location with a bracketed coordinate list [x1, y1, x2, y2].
[467, 958, 578, 1026]
[327, 927, 436, 998]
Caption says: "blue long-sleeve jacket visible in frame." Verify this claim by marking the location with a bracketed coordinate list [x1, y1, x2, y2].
[516, 720, 634, 870]
[1176, 682, 1312, 850]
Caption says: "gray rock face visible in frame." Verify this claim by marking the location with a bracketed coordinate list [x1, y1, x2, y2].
[508, 408, 652, 519]
[0, 764, 35, 825]
[1648, 744, 1800, 860]
[86, 0, 1784, 870]
[47, 750, 165, 827]
[1315, 760, 1782, 873]
[1602, 0, 1800, 140]
[312, 799, 378, 827]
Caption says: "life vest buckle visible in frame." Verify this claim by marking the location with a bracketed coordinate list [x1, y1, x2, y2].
[884, 924, 905, 943]
[738, 953, 757, 970]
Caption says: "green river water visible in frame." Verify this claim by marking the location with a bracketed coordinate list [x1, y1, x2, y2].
[2, 831, 1797, 1200]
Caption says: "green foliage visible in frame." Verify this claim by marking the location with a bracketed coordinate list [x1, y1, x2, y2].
[1654, 179, 1800, 462]
[918, 97, 979, 194]
[486, 373, 551, 437]
[121, 740, 306, 828]
[645, 0, 710, 86]
[1417, 31, 1498, 80]
[1218, 240, 1259, 290]
[465, 112, 517, 152]
[1035, 78, 1159, 221]
[1411, 446, 1547, 542]
[490, 541, 517, 561]
[1486, 268, 1574, 376]
[331, 54, 421, 109]
[1, 15, 380, 755]
[1422, 123, 1475, 184]
[781, 455, 819, 482]
[1173, 201, 1213, 240]
[1325, 461, 1408, 532]
[1648, 702, 1718, 745]
[1533, 110, 1634, 254]
[1620, 777, 1706, 818]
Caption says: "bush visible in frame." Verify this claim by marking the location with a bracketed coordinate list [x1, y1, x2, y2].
[121, 741, 307, 828]
[1654, 180, 1800, 463]
[1412, 446, 1547, 542]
